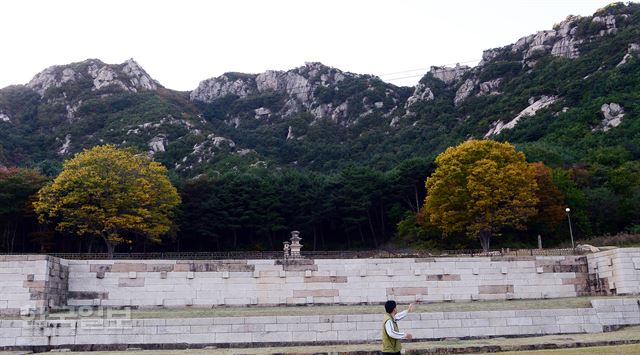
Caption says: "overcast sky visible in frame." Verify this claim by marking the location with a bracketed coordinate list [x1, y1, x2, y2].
[0, 0, 616, 90]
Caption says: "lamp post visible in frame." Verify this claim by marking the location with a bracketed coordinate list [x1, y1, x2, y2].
[565, 207, 575, 249]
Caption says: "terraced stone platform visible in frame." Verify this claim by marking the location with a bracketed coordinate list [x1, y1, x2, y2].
[1, 297, 638, 352]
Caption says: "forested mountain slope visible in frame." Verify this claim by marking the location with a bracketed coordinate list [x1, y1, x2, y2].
[1, 3, 640, 252]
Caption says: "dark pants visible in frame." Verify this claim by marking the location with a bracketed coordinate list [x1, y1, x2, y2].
[382, 352, 401, 355]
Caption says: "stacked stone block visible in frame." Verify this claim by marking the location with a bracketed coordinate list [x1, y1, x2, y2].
[1, 298, 637, 350]
[0, 255, 68, 315]
[587, 248, 640, 295]
[591, 298, 640, 329]
[2, 249, 638, 315]
[64, 256, 590, 308]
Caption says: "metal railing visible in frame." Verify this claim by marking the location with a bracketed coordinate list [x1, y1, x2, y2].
[1, 248, 579, 260]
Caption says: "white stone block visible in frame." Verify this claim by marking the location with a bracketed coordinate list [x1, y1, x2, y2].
[252, 331, 293, 342]
[216, 331, 251, 343]
[583, 323, 604, 333]
[470, 326, 495, 337]
[15, 336, 49, 346]
[433, 327, 469, 338]
[309, 322, 332, 332]
[559, 324, 584, 333]
[316, 330, 338, 342]
[507, 317, 533, 326]
[337, 329, 369, 341]
[180, 333, 215, 343]
[0, 337, 16, 347]
[437, 319, 462, 328]
[461, 318, 490, 327]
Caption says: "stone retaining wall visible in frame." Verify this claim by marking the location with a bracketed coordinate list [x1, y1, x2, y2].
[1, 298, 638, 350]
[0, 256, 68, 315]
[64, 255, 590, 308]
[1, 249, 639, 314]
[587, 248, 640, 295]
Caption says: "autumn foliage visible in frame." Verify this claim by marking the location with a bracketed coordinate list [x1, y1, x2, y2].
[33, 145, 180, 256]
[422, 140, 539, 251]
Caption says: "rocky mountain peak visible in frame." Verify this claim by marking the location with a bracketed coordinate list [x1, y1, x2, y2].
[190, 62, 408, 127]
[190, 63, 366, 122]
[190, 62, 348, 103]
[27, 58, 160, 97]
[407, 3, 638, 109]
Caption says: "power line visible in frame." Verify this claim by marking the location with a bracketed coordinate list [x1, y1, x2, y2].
[378, 59, 481, 77]
[383, 75, 424, 82]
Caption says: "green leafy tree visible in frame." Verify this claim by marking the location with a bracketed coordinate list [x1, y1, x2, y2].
[552, 168, 591, 237]
[422, 140, 539, 251]
[34, 145, 181, 256]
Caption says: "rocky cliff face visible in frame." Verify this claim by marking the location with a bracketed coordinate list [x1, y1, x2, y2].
[1, 3, 638, 173]
[17, 59, 166, 158]
[190, 62, 406, 126]
[402, 4, 638, 134]
[27, 58, 160, 98]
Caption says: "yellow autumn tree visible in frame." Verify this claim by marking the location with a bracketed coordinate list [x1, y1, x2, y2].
[422, 140, 539, 251]
[33, 145, 181, 256]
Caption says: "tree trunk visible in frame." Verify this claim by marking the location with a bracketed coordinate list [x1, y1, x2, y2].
[1, 223, 6, 252]
[479, 229, 491, 252]
[414, 185, 420, 212]
[345, 229, 351, 249]
[20, 223, 26, 252]
[379, 203, 385, 239]
[233, 230, 238, 249]
[87, 237, 95, 253]
[312, 225, 317, 251]
[102, 237, 115, 259]
[8, 221, 17, 253]
[366, 209, 377, 247]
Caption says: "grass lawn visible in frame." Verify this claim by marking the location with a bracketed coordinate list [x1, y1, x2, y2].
[485, 343, 640, 354]
[1, 326, 638, 354]
[29, 295, 632, 319]
[481, 344, 640, 355]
